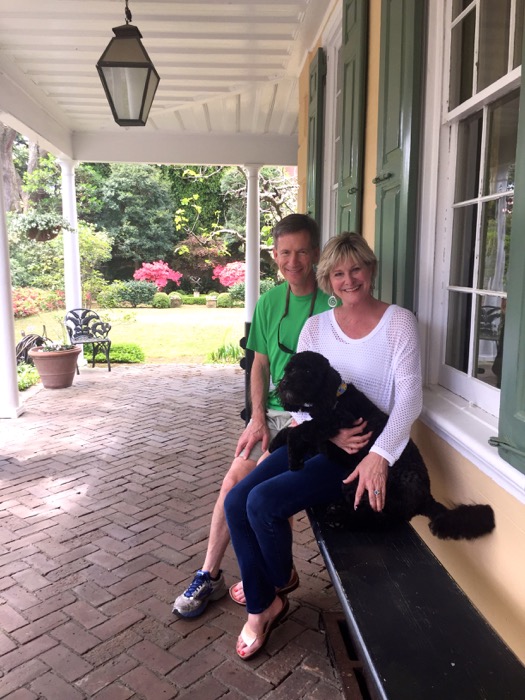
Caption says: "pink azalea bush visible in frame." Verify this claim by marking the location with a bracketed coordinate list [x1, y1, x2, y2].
[12, 288, 65, 318]
[133, 260, 183, 290]
[212, 261, 246, 288]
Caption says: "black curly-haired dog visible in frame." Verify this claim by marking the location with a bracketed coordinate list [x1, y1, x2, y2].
[269, 351, 495, 540]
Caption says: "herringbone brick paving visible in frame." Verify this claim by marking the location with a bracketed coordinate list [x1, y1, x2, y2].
[0, 364, 344, 699]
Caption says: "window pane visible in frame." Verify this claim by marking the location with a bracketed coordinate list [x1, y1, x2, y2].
[484, 91, 519, 195]
[476, 296, 505, 387]
[479, 197, 512, 292]
[449, 10, 475, 109]
[446, 291, 471, 372]
[478, 0, 511, 92]
[455, 111, 482, 202]
[450, 204, 477, 287]
[513, 0, 525, 68]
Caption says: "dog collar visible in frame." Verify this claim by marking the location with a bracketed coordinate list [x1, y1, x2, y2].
[337, 382, 347, 397]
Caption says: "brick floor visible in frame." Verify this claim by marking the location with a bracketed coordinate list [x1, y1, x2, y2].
[0, 364, 343, 699]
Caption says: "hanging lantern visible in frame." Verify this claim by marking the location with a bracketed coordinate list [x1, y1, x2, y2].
[96, 1, 160, 127]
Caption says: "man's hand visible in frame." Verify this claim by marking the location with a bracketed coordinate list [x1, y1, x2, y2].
[343, 452, 388, 512]
[330, 418, 372, 454]
[235, 418, 270, 460]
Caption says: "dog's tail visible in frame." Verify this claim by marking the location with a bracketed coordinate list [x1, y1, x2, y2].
[421, 498, 495, 540]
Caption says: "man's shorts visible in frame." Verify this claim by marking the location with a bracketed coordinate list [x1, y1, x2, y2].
[247, 409, 293, 463]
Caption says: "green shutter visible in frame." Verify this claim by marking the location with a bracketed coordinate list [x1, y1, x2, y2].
[374, 0, 424, 311]
[492, 31, 525, 474]
[338, 0, 368, 234]
[306, 48, 326, 223]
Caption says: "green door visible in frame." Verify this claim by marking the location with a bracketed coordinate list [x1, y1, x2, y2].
[338, 0, 368, 234]
[374, 0, 424, 310]
[306, 48, 326, 223]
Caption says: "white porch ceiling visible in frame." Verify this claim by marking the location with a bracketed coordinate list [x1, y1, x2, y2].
[0, 0, 334, 165]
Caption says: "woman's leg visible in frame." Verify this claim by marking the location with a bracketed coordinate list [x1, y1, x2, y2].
[225, 448, 348, 614]
[224, 447, 291, 613]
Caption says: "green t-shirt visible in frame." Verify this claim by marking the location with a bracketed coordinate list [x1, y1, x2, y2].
[247, 282, 332, 410]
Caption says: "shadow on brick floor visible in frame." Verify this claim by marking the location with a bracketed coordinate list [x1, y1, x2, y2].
[0, 364, 344, 700]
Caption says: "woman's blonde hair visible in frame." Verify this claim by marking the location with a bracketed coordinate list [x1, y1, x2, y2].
[317, 232, 378, 295]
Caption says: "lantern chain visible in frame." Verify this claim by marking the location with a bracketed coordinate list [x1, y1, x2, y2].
[124, 0, 132, 24]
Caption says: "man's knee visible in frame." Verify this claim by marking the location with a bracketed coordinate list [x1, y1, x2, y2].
[220, 456, 255, 495]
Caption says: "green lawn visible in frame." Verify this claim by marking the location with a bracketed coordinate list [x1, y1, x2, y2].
[14, 306, 246, 364]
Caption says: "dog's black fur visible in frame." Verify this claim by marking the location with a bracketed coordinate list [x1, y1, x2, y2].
[269, 351, 495, 540]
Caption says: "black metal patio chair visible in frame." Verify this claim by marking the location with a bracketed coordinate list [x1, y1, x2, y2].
[64, 308, 112, 372]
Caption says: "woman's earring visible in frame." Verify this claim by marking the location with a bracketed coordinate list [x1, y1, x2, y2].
[328, 294, 337, 308]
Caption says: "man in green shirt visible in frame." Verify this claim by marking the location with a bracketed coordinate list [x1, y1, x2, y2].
[173, 214, 332, 618]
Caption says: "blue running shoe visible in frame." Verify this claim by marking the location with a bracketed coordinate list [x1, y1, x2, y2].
[172, 569, 227, 618]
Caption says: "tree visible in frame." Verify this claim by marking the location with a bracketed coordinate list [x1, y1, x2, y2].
[172, 166, 298, 287]
[96, 163, 177, 279]
[0, 122, 22, 212]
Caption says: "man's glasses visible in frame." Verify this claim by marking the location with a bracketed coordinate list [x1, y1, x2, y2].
[277, 285, 318, 355]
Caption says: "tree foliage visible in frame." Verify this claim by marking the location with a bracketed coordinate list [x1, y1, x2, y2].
[95, 163, 176, 278]
[5, 130, 298, 297]
[8, 218, 111, 303]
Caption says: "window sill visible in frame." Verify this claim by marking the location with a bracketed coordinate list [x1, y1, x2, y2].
[421, 386, 525, 504]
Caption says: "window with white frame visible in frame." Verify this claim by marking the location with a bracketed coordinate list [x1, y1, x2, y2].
[439, 0, 524, 415]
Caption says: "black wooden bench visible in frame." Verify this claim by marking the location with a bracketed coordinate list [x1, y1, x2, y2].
[65, 308, 112, 372]
[308, 507, 525, 699]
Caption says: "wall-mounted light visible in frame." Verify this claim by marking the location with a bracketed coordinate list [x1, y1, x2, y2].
[96, 0, 160, 126]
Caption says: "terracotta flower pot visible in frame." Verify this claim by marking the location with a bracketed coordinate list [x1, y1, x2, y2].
[28, 346, 82, 389]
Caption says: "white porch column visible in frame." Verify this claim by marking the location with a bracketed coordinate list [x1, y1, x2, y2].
[0, 153, 22, 418]
[59, 158, 82, 312]
[244, 164, 261, 322]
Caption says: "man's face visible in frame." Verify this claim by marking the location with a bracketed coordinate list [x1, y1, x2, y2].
[272, 231, 320, 289]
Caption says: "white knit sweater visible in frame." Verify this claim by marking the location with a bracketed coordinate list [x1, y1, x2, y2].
[294, 305, 423, 465]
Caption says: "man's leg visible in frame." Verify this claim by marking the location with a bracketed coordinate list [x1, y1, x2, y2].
[202, 456, 256, 577]
[172, 455, 256, 618]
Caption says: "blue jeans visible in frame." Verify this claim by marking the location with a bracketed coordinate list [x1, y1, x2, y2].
[224, 446, 349, 614]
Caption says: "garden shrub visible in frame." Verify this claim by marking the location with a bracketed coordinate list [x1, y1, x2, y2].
[217, 292, 232, 308]
[97, 281, 126, 308]
[85, 342, 145, 364]
[12, 287, 65, 318]
[229, 278, 276, 303]
[181, 295, 206, 305]
[120, 280, 157, 307]
[260, 278, 277, 295]
[17, 362, 40, 390]
[97, 280, 156, 308]
[152, 292, 170, 309]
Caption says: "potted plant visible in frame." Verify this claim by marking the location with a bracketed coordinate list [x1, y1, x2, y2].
[16, 209, 72, 242]
[28, 340, 82, 389]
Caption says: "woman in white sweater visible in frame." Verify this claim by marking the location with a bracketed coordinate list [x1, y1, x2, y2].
[225, 232, 423, 660]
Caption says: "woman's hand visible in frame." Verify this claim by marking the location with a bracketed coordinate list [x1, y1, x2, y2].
[343, 452, 388, 512]
[330, 418, 372, 454]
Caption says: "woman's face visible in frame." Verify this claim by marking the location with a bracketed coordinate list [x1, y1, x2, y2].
[329, 256, 373, 304]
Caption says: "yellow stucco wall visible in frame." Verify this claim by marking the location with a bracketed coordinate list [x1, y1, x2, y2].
[361, 0, 380, 247]
[298, 0, 525, 664]
[411, 422, 525, 661]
